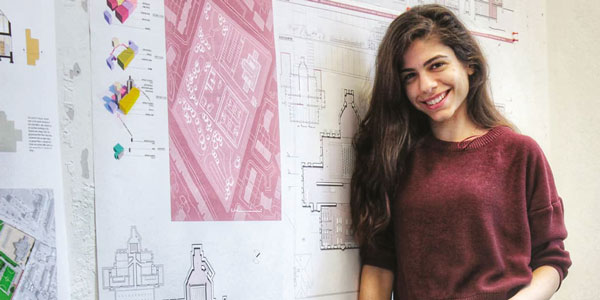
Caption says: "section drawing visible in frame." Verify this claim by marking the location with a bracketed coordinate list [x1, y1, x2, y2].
[184, 244, 215, 300]
[102, 226, 164, 300]
[301, 89, 360, 251]
[274, 1, 391, 297]
[0, 10, 13, 63]
[166, 0, 280, 221]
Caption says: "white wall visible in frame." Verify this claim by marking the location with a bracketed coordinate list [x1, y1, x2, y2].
[478, 0, 551, 149]
[547, 1, 600, 299]
[54, 1, 97, 299]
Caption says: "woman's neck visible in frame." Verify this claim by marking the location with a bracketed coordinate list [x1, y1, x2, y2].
[430, 115, 488, 142]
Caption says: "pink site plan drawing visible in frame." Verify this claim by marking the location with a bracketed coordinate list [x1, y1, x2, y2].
[165, 0, 280, 221]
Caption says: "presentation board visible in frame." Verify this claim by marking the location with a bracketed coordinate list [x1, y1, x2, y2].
[1, 0, 535, 299]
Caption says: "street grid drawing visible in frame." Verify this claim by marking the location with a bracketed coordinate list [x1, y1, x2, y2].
[0, 189, 57, 300]
[166, 0, 280, 221]
[0, 220, 33, 300]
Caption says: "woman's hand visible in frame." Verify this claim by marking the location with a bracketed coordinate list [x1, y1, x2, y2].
[358, 265, 394, 300]
[509, 266, 561, 300]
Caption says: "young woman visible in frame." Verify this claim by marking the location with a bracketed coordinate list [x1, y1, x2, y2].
[350, 5, 571, 300]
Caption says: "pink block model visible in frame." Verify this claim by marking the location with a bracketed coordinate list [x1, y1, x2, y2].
[115, 5, 130, 23]
[165, 0, 280, 221]
[107, 0, 118, 10]
[122, 1, 134, 12]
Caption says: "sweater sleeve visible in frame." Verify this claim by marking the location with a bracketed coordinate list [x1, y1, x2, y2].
[361, 223, 396, 271]
[525, 140, 572, 284]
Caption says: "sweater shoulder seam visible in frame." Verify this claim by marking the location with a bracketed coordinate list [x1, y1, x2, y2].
[529, 198, 562, 215]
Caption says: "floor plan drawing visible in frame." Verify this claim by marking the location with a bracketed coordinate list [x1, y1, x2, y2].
[279, 54, 325, 128]
[102, 226, 164, 300]
[166, 0, 280, 221]
[274, 0, 391, 298]
[183, 244, 216, 300]
[176, 244, 227, 300]
[300, 89, 360, 251]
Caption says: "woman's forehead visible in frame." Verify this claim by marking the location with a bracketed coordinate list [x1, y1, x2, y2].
[402, 38, 455, 66]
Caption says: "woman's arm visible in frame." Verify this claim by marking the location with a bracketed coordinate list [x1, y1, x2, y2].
[509, 265, 561, 300]
[358, 265, 394, 300]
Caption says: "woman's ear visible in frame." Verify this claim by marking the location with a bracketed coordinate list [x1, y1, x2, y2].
[467, 65, 475, 76]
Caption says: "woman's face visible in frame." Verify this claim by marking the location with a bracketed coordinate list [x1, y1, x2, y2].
[400, 37, 473, 126]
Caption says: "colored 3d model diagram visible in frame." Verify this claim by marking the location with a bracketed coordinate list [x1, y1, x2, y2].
[104, 0, 138, 24]
[104, 76, 140, 115]
[113, 143, 124, 160]
[102, 76, 140, 160]
[106, 38, 138, 70]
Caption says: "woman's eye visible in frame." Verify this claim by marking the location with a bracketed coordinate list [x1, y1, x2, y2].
[402, 73, 415, 82]
[431, 62, 445, 69]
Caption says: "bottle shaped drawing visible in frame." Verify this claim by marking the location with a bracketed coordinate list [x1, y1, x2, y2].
[185, 244, 215, 300]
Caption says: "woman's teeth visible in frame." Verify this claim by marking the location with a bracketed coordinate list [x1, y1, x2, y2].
[426, 91, 447, 105]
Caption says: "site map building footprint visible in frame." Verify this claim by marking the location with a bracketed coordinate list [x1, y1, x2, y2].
[166, 0, 281, 221]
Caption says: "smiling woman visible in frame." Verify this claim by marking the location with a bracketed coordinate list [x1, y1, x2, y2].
[400, 38, 473, 130]
[350, 4, 571, 300]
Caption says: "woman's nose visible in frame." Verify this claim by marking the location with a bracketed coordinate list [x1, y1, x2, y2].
[419, 73, 437, 94]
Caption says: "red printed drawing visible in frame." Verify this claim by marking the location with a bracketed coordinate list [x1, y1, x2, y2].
[165, 0, 280, 221]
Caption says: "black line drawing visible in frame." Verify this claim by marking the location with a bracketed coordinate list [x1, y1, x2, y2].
[0, 9, 14, 63]
[102, 226, 164, 300]
[300, 89, 360, 250]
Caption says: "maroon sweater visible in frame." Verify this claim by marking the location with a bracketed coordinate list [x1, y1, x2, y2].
[363, 126, 571, 300]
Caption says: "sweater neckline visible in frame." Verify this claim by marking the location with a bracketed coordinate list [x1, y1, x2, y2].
[423, 126, 511, 151]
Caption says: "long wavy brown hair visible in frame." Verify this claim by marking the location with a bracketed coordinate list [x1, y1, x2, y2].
[351, 5, 513, 249]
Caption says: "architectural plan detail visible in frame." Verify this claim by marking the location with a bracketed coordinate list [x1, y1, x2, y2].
[0, 10, 13, 63]
[102, 226, 164, 300]
[182, 244, 227, 300]
[322, 0, 515, 36]
[301, 90, 360, 251]
[0, 189, 57, 300]
[274, 1, 394, 297]
[279, 54, 325, 127]
[166, 0, 280, 221]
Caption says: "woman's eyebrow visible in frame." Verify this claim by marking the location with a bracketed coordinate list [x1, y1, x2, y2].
[400, 55, 448, 73]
